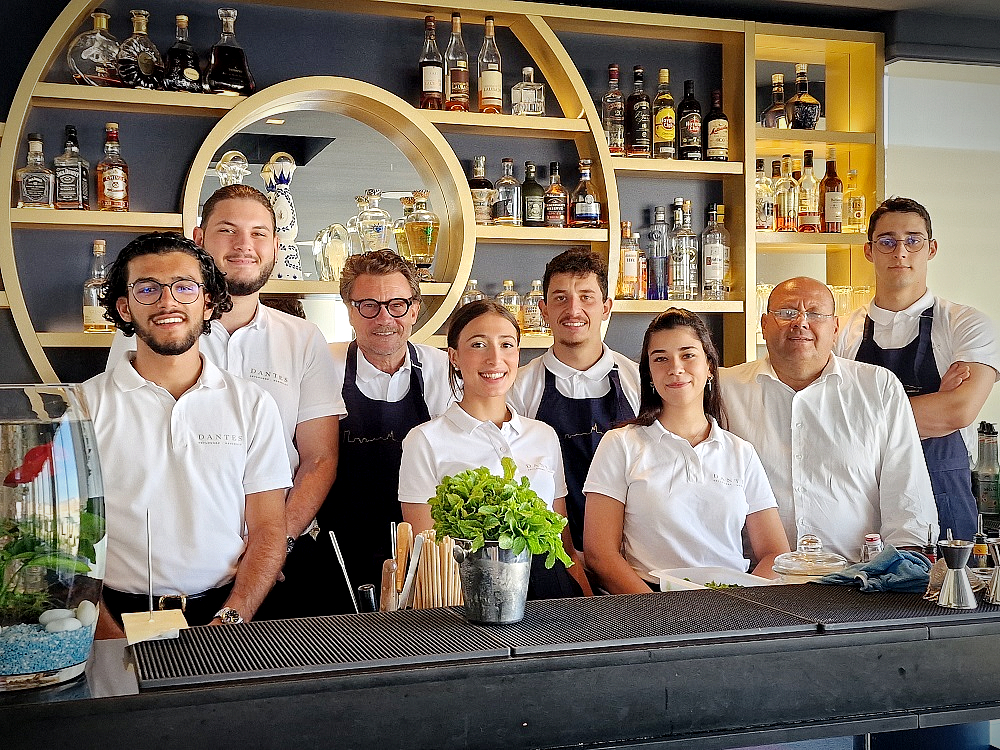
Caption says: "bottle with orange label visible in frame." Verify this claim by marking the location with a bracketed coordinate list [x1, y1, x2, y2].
[96, 122, 128, 212]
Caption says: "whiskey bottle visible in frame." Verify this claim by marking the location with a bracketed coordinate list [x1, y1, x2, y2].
[15, 133, 55, 209]
[601, 64, 625, 156]
[820, 147, 844, 233]
[755, 159, 775, 231]
[704, 89, 729, 161]
[785, 63, 821, 130]
[469, 156, 494, 225]
[624, 66, 651, 158]
[117, 9, 164, 90]
[444, 13, 470, 112]
[418, 16, 444, 110]
[83, 240, 114, 333]
[164, 15, 204, 93]
[616, 221, 639, 300]
[522, 161, 545, 227]
[760, 74, 788, 128]
[511, 67, 545, 116]
[477, 16, 503, 114]
[404, 191, 440, 280]
[676, 80, 703, 160]
[496, 280, 524, 326]
[66, 7, 121, 87]
[543, 161, 568, 228]
[701, 204, 729, 301]
[569, 159, 601, 228]
[646, 205, 670, 300]
[54, 125, 90, 210]
[651, 69, 675, 159]
[845, 169, 867, 233]
[796, 149, 821, 232]
[460, 278, 487, 306]
[205, 8, 255, 96]
[492, 158, 522, 226]
[774, 154, 797, 231]
[96, 122, 128, 211]
[523, 280, 548, 334]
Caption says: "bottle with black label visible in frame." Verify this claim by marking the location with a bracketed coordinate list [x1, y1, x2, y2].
[54, 125, 90, 210]
[973, 421, 1000, 514]
[522, 161, 545, 227]
[492, 158, 522, 226]
[677, 80, 702, 160]
[624, 65, 651, 158]
[543, 161, 568, 228]
[704, 89, 729, 161]
[468, 155, 494, 225]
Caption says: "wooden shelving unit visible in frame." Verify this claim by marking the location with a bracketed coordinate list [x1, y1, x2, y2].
[10, 209, 182, 231]
[476, 226, 608, 244]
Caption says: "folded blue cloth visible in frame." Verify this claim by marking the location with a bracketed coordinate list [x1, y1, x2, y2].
[816, 545, 932, 593]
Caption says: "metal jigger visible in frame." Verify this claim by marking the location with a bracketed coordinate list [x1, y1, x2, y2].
[937, 540, 978, 609]
[985, 538, 1000, 604]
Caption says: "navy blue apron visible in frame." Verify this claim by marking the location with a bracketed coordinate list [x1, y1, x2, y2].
[855, 307, 977, 540]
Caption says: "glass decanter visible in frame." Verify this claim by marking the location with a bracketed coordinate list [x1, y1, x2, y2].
[164, 14, 204, 93]
[358, 189, 392, 253]
[394, 195, 416, 261]
[66, 7, 122, 87]
[205, 8, 255, 96]
[116, 9, 164, 90]
[404, 190, 440, 281]
[313, 222, 350, 283]
[214, 150, 250, 186]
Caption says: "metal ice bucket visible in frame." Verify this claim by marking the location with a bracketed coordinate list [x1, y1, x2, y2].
[452, 539, 531, 624]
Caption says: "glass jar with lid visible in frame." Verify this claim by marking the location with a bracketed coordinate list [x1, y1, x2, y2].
[772, 534, 849, 583]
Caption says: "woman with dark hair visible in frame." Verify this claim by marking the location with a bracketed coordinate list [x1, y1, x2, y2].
[583, 308, 789, 594]
[399, 299, 591, 597]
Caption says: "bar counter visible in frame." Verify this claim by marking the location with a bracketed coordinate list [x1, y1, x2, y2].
[4, 585, 1000, 749]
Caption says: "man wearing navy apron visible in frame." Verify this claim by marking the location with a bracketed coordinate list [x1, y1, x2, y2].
[318, 251, 453, 615]
[510, 248, 641, 578]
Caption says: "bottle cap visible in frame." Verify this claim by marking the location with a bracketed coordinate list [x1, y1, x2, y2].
[93, 239, 107, 253]
[658, 68, 669, 83]
[772, 73, 784, 84]
[795, 63, 808, 74]
[26, 132, 43, 143]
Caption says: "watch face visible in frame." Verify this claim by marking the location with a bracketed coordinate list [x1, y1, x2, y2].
[217, 607, 243, 624]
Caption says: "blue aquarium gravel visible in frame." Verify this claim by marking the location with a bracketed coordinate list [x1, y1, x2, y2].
[0, 623, 95, 676]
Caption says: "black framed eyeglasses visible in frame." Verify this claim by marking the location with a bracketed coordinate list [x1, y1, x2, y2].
[768, 308, 835, 323]
[871, 235, 928, 254]
[349, 298, 414, 319]
[128, 279, 205, 305]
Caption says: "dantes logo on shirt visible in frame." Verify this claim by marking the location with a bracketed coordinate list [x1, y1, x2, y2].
[712, 473, 741, 487]
[248, 368, 289, 386]
[196, 433, 245, 447]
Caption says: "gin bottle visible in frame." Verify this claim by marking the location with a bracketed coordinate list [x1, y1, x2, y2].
[701, 203, 729, 301]
[477, 16, 503, 114]
[54, 125, 90, 210]
[15, 133, 55, 209]
[83, 240, 114, 332]
[205, 8, 255, 96]
[358, 189, 392, 252]
[522, 161, 545, 227]
[164, 15, 204, 93]
[404, 191, 440, 280]
[785, 63, 821, 130]
[602, 64, 625, 156]
[117, 9, 164, 90]
[522, 280, 548, 334]
[468, 156, 494, 226]
[760, 74, 788, 128]
[418, 16, 444, 110]
[569, 159, 601, 228]
[444, 13, 469, 111]
[755, 159, 775, 231]
[66, 7, 121, 87]
[646, 205, 670, 300]
[511, 67, 545, 116]
[96, 122, 128, 211]
[492, 158, 522, 226]
[460, 278, 487, 306]
[496, 280, 523, 327]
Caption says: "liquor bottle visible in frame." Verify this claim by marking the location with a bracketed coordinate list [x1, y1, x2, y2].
[785, 63, 822, 130]
[404, 190, 440, 280]
[492, 158, 522, 226]
[717, 204, 733, 296]
[771, 160, 780, 182]
[511, 67, 545, 116]
[205, 8, 255, 96]
[651, 69, 675, 159]
[83, 240, 114, 332]
[701, 204, 729, 301]
[543, 161, 568, 228]
[54, 125, 90, 210]
[460, 278, 487, 306]
[478, 16, 503, 114]
[845, 169, 867, 233]
[66, 7, 121, 87]
[313, 222, 349, 283]
[755, 159, 775, 231]
[358, 188, 392, 252]
[636, 242, 647, 300]
[496, 280, 523, 326]
[96, 123, 128, 212]
[973, 421, 1000, 514]
[444, 13, 470, 112]
[859, 533, 884, 563]
[616, 221, 639, 300]
[164, 15, 204, 93]
[681, 200, 700, 299]
[418, 16, 444, 110]
[972, 515, 990, 568]
[796, 149, 821, 232]
[668, 198, 696, 301]
[704, 89, 729, 161]
[523, 280, 549, 334]
[393, 195, 415, 260]
[760, 74, 788, 128]
[792, 157, 802, 183]
[676, 80, 702, 160]
[522, 161, 545, 227]
[569, 159, 601, 228]
[468, 155, 494, 226]
[346, 195, 367, 256]
[625, 66, 651, 158]
[601, 64, 625, 156]
[15, 134, 55, 209]
[646, 205, 671, 300]
[775, 154, 797, 231]
[117, 9, 164, 90]
[820, 146, 844, 233]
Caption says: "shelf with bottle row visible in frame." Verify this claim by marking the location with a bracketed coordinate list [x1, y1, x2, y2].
[421, 110, 590, 139]
[9, 209, 183, 231]
[612, 299, 744, 314]
[755, 127, 876, 149]
[610, 157, 744, 179]
[475, 225, 608, 244]
[755, 231, 867, 248]
[422, 333, 554, 350]
[30, 82, 245, 116]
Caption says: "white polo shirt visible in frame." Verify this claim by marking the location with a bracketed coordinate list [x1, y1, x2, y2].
[399, 403, 567, 509]
[720, 355, 938, 561]
[83, 354, 292, 595]
[583, 420, 778, 580]
[509, 346, 642, 419]
[108, 304, 345, 474]
[329, 341, 454, 418]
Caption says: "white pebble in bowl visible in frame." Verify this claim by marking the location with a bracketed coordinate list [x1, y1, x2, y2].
[75, 600, 98, 626]
[45, 617, 83, 633]
[38, 608, 74, 625]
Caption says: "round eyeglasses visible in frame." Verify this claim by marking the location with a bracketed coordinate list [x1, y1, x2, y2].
[871, 235, 928, 254]
[768, 308, 835, 323]
[128, 279, 205, 305]
[350, 297, 414, 319]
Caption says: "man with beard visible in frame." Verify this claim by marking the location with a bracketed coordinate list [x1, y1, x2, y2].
[107, 185, 342, 619]
[84, 233, 290, 637]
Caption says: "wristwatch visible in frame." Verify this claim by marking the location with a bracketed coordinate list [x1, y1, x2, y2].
[214, 607, 244, 624]
[286, 535, 296, 554]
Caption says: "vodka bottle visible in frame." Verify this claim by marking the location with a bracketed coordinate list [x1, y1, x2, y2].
[646, 205, 671, 300]
[701, 204, 729, 301]
[669, 198, 697, 300]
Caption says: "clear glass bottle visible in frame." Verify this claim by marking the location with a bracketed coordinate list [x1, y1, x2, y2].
[602, 64, 625, 156]
[96, 123, 128, 212]
[418, 15, 444, 110]
[67, 7, 121, 87]
[569, 159, 601, 228]
[205, 8, 255, 96]
[775, 154, 797, 231]
[469, 155, 494, 226]
[636, 241, 647, 300]
[394, 196, 416, 260]
[792, 157, 802, 182]
[460, 278, 487, 307]
[54, 125, 90, 210]
[15, 133, 55, 209]
[625, 65, 651, 158]
[668, 198, 695, 301]
[717, 204, 733, 296]
[543, 161, 568, 228]
[858, 533, 884, 563]
[845, 169, 867, 233]
[83, 239, 114, 332]
[404, 190, 440, 280]
[785, 63, 822, 130]
[704, 89, 729, 162]
[346, 195, 367, 256]
[523, 280, 548, 334]
[702, 203, 729, 301]
[117, 9, 164, 90]
[313, 222, 349, 282]
[522, 161, 545, 227]
[973, 421, 1000, 515]
[646, 205, 671, 300]
[164, 14, 204, 93]
[796, 149, 821, 232]
[477, 15, 503, 114]
[651, 68, 675, 159]
[755, 159, 775, 231]
[358, 188, 392, 252]
[496, 280, 523, 327]
[492, 158, 522, 226]
[444, 12, 469, 112]
[683, 200, 701, 299]
[760, 73, 788, 128]
[677, 79, 703, 160]
[511, 67, 545, 116]
[820, 146, 844, 233]
[616, 221, 639, 300]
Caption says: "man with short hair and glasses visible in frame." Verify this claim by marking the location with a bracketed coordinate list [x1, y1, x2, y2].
[721, 276, 937, 561]
[84, 232, 290, 637]
[836, 197, 1000, 541]
[321, 249, 454, 614]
